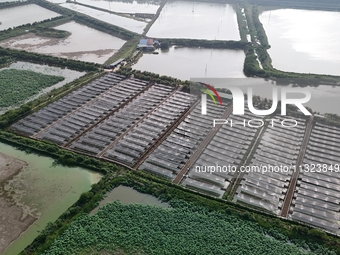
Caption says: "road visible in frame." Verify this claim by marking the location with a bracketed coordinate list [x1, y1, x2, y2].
[173, 104, 233, 185]
[280, 116, 314, 217]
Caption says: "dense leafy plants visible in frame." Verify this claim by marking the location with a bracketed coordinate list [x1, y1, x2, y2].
[41, 200, 336, 255]
[0, 0, 27, 9]
[0, 69, 64, 108]
[0, 71, 100, 128]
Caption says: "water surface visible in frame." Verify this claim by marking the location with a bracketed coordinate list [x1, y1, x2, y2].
[91, 185, 169, 214]
[0, 4, 60, 31]
[61, 3, 147, 33]
[147, 1, 240, 40]
[66, 0, 159, 14]
[0, 21, 126, 64]
[193, 77, 340, 115]
[0, 142, 102, 255]
[260, 9, 340, 75]
[133, 47, 246, 80]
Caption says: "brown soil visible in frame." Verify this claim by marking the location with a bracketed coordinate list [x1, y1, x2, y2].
[0, 152, 37, 254]
[0, 152, 27, 182]
[0, 33, 116, 61]
[0, 197, 37, 254]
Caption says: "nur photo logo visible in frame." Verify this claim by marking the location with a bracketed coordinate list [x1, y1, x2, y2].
[193, 79, 313, 128]
[200, 84, 311, 116]
[199, 82, 222, 115]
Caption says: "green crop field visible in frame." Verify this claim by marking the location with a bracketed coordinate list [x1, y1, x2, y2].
[0, 69, 64, 108]
[41, 200, 335, 255]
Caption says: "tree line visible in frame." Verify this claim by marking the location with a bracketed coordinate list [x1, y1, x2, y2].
[0, 47, 99, 72]
[158, 38, 248, 49]
[32, 0, 136, 40]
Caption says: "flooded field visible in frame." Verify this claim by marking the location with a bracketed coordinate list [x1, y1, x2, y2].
[91, 185, 169, 214]
[147, 1, 240, 40]
[0, 21, 126, 64]
[260, 9, 340, 75]
[66, 0, 160, 14]
[133, 47, 246, 80]
[0, 61, 85, 114]
[60, 3, 148, 34]
[0, 142, 102, 255]
[0, 4, 60, 31]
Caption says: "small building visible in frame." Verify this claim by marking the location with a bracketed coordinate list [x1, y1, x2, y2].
[146, 38, 154, 45]
[137, 38, 154, 51]
[102, 58, 124, 69]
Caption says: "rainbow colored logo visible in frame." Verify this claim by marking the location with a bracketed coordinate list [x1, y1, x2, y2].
[199, 82, 222, 106]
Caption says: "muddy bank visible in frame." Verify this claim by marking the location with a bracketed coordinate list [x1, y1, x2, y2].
[0, 197, 37, 254]
[0, 151, 27, 182]
[0, 152, 36, 254]
[0, 21, 126, 64]
[0, 142, 102, 255]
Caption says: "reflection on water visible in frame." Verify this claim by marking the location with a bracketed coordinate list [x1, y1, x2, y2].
[260, 9, 340, 75]
[147, 1, 240, 40]
[0, 4, 60, 31]
[192, 78, 340, 115]
[133, 46, 246, 80]
[61, 3, 147, 34]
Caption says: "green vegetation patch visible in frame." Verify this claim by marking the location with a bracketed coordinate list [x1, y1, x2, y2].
[0, 69, 64, 108]
[104, 36, 139, 65]
[41, 200, 334, 255]
[0, 56, 13, 67]
[34, 27, 71, 38]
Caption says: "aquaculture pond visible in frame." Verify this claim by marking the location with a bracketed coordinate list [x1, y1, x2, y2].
[260, 8, 340, 75]
[0, 142, 102, 255]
